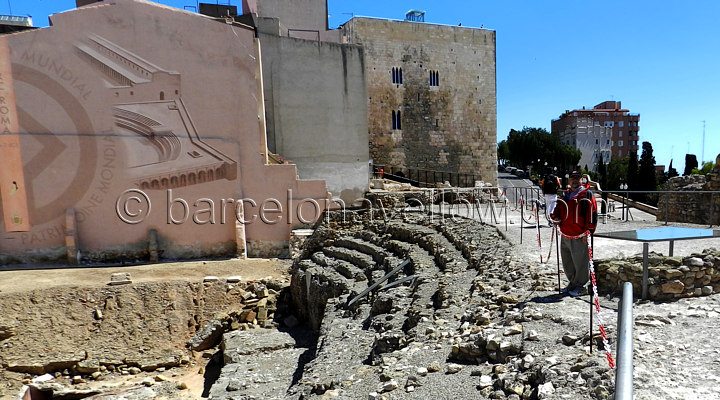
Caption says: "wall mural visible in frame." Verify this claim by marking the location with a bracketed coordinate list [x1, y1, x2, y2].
[0, 0, 332, 262]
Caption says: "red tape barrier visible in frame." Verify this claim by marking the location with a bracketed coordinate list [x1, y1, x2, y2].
[560, 230, 616, 369]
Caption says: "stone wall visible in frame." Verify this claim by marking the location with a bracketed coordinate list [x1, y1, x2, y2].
[657, 154, 720, 224]
[595, 250, 720, 300]
[342, 18, 498, 185]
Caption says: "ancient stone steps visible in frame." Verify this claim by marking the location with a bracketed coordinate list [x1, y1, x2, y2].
[311, 251, 367, 282]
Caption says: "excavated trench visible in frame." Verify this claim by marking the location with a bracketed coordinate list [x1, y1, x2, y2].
[3, 209, 616, 399]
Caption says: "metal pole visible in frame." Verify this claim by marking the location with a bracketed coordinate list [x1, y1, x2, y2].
[642, 242, 649, 300]
[615, 281, 634, 400]
[711, 192, 715, 228]
[590, 285, 593, 353]
[520, 201, 524, 244]
[504, 198, 508, 231]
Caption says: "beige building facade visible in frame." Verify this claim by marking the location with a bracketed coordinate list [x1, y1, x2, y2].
[341, 17, 498, 185]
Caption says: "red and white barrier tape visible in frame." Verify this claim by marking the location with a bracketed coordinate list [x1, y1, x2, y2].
[587, 240, 616, 369]
[559, 230, 616, 369]
[543, 225, 556, 263]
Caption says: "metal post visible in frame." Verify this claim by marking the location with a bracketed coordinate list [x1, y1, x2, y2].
[711, 192, 715, 228]
[615, 281, 634, 400]
[642, 243, 649, 300]
[520, 202, 524, 244]
[669, 240, 674, 257]
[590, 286, 593, 353]
[504, 198, 508, 231]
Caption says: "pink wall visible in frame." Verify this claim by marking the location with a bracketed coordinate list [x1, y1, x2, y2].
[0, 0, 331, 263]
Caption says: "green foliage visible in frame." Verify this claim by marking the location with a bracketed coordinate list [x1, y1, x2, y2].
[637, 142, 657, 205]
[627, 151, 638, 195]
[691, 161, 715, 175]
[497, 141, 510, 164]
[502, 127, 581, 175]
[607, 156, 628, 190]
[597, 157, 607, 189]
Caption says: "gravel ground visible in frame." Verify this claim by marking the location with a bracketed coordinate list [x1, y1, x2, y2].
[487, 200, 720, 400]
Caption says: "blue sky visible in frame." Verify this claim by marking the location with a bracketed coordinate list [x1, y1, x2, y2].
[5, 0, 719, 173]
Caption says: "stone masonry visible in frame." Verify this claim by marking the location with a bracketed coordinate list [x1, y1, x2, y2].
[342, 18, 498, 185]
[595, 249, 720, 301]
[657, 153, 720, 225]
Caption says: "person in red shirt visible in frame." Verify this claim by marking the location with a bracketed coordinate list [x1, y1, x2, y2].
[550, 170, 597, 297]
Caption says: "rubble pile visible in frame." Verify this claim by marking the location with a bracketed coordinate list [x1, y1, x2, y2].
[210, 210, 614, 400]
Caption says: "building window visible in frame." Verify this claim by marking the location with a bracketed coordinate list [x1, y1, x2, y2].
[596, 139, 599, 144]
[604, 121, 614, 127]
[618, 140, 623, 147]
[619, 131, 623, 137]
[606, 139, 610, 144]
[618, 150, 622, 157]
[429, 70, 439, 86]
[618, 121, 624, 127]
[392, 110, 402, 130]
[392, 67, 403, 84]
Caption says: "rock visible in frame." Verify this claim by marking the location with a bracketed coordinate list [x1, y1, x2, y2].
[227, 276, 243, 283]
[661, 280, 685, 294]
[108, 272, 131, 286]
[188, 319, 226, 351]
[416, 367, 428, 376]
[446, 363, 463, 374]
[75, 360, 100, 374]
[538, 382, 555, 398]
[382, 379, 398, 392]
[203, 276, 220, 282]
[685, 257, 704, 267]
[478, 375, 493, 388]
[503, 324, 522, 335]
[562, 334, 579, 345]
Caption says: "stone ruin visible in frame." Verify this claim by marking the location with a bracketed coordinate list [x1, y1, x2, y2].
[595, 249, 720, 300]
[657, 154, 720, 225]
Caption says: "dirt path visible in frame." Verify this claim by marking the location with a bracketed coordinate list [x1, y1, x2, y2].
[0, 258, 290, 294]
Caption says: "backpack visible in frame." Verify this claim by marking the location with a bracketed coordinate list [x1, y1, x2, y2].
[542, 174, 559, 194]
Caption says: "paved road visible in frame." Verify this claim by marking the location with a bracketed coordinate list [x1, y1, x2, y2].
[497, 171, 541, 206]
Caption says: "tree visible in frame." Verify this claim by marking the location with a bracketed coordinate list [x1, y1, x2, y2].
[684, 154, 698, 176]
[597, 157, 608, 189]
[497, 141, 510, 165]
[667, 159, 679, 178]
[637, 141, 657, 204]
[503, 127, 581, 176]
[627, 151, 638, 199]
[607, 156, 628, 190]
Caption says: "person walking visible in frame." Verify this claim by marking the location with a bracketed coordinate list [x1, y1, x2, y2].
[550, 170, 597, 297]
[540, 173, 561, 225]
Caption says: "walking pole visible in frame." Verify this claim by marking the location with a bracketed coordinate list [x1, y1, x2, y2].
[535, 202, 542, 248]
[589, 233, 593, 354]
[555, 226, 561, 294]
[520, 199, 524, 244]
